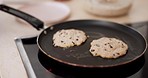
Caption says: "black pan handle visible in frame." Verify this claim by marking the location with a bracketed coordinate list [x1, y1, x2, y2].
[0, 4, 43, 30]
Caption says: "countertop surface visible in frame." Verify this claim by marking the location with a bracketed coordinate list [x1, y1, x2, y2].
[0, 0, 148, 78]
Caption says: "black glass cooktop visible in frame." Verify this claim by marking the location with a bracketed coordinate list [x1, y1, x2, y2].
[15, 21, 148, 78]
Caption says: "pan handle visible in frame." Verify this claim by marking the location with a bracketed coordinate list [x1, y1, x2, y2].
[0, 4, 43, 30]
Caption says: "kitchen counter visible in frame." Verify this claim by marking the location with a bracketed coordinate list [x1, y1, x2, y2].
[0, 0, 148, 78]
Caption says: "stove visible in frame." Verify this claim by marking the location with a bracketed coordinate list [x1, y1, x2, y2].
[15, 21, 148, 78]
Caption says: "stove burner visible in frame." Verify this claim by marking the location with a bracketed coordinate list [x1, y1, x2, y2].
[38, 50, 145, 78]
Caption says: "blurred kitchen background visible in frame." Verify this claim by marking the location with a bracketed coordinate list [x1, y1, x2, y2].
[2, 0, 148, 24]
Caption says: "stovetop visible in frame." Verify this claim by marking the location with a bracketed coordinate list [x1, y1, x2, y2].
[15, 21, 148, 78]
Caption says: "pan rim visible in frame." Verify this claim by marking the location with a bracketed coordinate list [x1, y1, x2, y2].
[37, 20, 147, 68]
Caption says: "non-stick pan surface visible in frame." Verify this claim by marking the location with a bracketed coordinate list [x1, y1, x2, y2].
[37, 20, 147, 68]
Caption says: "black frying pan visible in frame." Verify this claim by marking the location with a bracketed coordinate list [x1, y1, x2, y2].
[0, 4, 147, 68]
[38, 20, 147, 68]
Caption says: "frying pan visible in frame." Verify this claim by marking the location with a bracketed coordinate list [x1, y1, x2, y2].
[0, 4, 147, 68]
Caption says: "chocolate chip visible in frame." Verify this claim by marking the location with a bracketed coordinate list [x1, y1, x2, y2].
[72, 41, 75, 45]
[116, 53, 120, 55]
[121, 44, 125, 48]
[91, 49, 95, 52]
[109, 45, 113, 48]
[76, 39, 79, 41]
[61, 41, 64, 43]
[104, 49, 107, 51]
